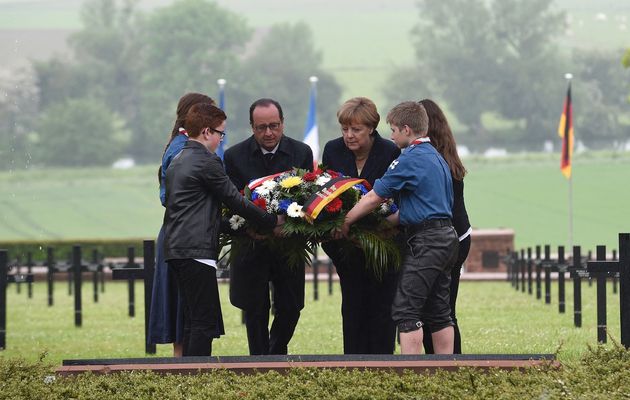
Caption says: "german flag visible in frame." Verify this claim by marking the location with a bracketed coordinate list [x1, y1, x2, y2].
[302, 176, 366, 222]
[558, 82, 573, 179]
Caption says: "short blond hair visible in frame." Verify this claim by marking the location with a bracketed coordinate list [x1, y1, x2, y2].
[337, 97, 380, 129]
[386, 101, 428, 135]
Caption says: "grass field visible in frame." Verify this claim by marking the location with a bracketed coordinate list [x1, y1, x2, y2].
[0, 279, 622, 364]
[1, 152, 628, 250]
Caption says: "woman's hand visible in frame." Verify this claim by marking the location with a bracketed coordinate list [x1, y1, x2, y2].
[385, 211, 400, 226]
[332, 222, 351, 240]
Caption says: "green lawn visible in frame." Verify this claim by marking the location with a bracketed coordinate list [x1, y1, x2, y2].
[0, 279, 622, 364]
[1, 153, 628, 250]
[464, 153, 630, 250]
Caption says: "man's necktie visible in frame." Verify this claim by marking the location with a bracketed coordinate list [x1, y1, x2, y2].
[263, 153, 274, 168]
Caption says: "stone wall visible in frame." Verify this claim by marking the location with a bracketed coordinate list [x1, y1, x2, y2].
[465, 229, 515, 273]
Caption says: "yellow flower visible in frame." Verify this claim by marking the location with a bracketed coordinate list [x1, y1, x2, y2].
[279, 176, 303, 189]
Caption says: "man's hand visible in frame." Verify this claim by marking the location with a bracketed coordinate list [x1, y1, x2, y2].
[246, 227, 267, 240]
[273, 214, 286, 237]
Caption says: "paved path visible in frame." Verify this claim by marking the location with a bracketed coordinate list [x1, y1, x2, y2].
[57, 353, 556, 376]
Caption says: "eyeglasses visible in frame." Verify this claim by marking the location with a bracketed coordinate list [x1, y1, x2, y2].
[253, 122, 281, 133]
[206, 127, 226, 139]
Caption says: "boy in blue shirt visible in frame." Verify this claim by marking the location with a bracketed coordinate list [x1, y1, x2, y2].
[337, 101, 459, 354]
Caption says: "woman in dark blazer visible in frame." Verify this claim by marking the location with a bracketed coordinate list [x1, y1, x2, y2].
[321, 97, 401, 354]
[419, 99, 471, 354]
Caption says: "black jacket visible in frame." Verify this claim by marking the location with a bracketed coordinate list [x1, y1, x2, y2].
[321, 131, 401, 267]
[452, 179, 471, 238]
[321, 131, 400, 185]
[164, 140, 276, 261]
[224, 135, 314, 190]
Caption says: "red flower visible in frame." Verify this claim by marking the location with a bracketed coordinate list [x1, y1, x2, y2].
[325, 198, 342, 213]
[253, 197, 267, 210]
[314, 168, 324, 175]
[363, 181, 373, 191]
[303, 172, 318, 182]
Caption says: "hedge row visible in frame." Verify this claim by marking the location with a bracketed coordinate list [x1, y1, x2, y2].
[0, 238, 149, 263]
[1, 345, 629, 399]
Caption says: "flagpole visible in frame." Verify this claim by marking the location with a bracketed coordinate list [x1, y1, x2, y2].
[568, 161, 573, 250]
[217, 78, 226, 110]
[216, 78, 226, 159]
[565, 72, 574, 251]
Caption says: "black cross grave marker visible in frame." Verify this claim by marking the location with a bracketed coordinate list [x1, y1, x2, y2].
[110, 241, 156, 354]
[535, 245, 542, 300]
[527, 247, 533, 295]
[537, 245, 555, 304]
[520, 249, 526, 293]
[557, 246, 568, 314]
[1, 249, 34, 350]
[112, 247, 141, 318]
[567, 245, 586, 328]
[586, 233, 630, 347]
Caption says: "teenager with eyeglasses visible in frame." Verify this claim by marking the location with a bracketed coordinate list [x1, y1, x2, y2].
[163, 103, 280, 356]
[223, 98, 313, 355]
[149, 92, 214, 357]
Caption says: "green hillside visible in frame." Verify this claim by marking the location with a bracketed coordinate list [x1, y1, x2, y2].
[1, 153, 628, 250]
[1, 0, 629, 107]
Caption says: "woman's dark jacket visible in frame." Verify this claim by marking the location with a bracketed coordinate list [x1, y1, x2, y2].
[322, 131, 400, 187]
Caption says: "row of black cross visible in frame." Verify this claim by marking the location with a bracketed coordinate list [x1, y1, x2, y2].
[1, 241, 336, 354]
[2, 247, 107, 306]
[0, 242, 155, 352]
[505, 233, 630, 347]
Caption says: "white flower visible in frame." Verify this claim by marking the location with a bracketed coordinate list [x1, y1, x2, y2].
[315, 175, 331, 186]
[286, 202, 304, 218]
[229, 214, 246, 230]
[267, 199, 279, 213]
[254, 186, 271, 197]
[261, 180, 278, 191]
[379, 202, 390, 215]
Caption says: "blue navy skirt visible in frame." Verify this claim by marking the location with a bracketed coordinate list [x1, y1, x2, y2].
[147, 226, 184, 344]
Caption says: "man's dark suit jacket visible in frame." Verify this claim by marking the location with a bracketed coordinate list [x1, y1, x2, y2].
[223, 134, 313, 310]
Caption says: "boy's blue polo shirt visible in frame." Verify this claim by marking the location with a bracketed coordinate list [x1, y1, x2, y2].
[373, 141, 453, 226]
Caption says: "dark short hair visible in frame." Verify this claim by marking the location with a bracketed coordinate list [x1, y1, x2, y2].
[249, 98, 283, 125]
[184, 103, 226, 138]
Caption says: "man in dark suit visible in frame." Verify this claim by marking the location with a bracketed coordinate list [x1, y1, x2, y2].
[224, 98, 313, 355]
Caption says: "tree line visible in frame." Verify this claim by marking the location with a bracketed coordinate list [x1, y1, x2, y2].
[0, 0, 629, 169]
